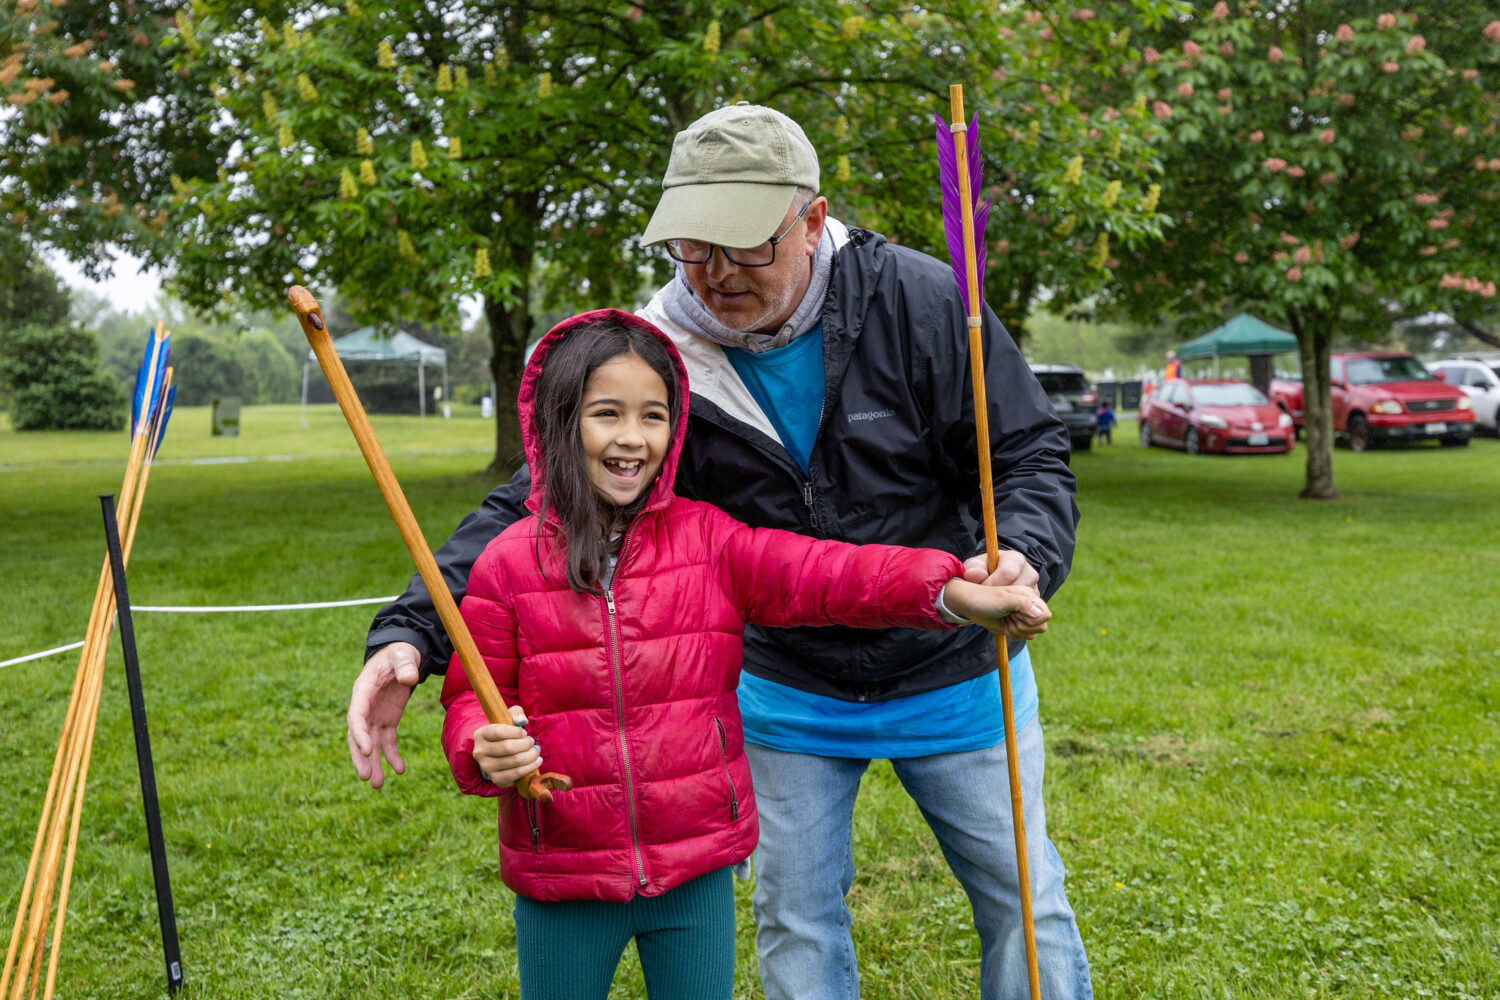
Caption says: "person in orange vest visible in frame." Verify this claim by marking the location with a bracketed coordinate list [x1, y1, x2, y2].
[1164, 349, 1183, 381]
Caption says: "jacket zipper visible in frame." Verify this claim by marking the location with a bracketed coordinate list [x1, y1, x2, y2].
[606, 522, 648, 887]
[800, 398, 829, 533]
[712, 717, 740, 821]
[523, 798, 541, 847]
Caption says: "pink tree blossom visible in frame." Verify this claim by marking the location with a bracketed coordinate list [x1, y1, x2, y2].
[1250, 130, 1265, 143]
[1286, 165, 1305, 178]
[1336, 24, 1354, 42]
[1463, 69, 1479, 81]
[1486, 21, 1500, 44]
[1233, 251, 1249, 263]
[1320, 172, 1338, 185]
[1286, 266, 1303, 282]
[1294, 246, 1312, 263]
[1382, 61, 1400, 73]
[1153, 100, 1172, 118]
[1178, 82, 1195, 97]
[1264, 157, 1287, 172]
[1217, 88, 1233, 100]
[1220, 41, 1235, 56]
[1406, 35, 1426, 54]
[1143, 46, 1160, 65]
[1377, 13, 1397, 30]
[1337, 93, 1355, 107]
[1212, 2, 1230, 19]
[1318, 129, 1336, 144]
[1183, 40, 1201, 56]
[1268, 45, 1284, 62]
[1072, 8, 1095, 20]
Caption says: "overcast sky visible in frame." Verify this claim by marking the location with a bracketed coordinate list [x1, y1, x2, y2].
[46, 249, 163, 315]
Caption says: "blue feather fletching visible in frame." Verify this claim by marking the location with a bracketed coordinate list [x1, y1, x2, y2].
[130, 330, 171, 435]
[130, 332, 155, 434]
[934, 112, 992, 315]
[150, 385, 176, 459]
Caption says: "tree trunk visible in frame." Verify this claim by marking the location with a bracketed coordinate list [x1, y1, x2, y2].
[483, 284, 530, 476]
[1288, 309, 1339, 500]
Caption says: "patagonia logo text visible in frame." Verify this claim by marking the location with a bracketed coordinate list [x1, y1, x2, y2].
[846, 409, 896, 423]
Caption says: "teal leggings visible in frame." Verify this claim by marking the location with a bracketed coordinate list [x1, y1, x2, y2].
[514, 867, 735, 1000]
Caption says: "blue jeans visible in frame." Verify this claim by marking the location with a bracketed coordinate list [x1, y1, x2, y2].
[745, 717, 1092, 1000]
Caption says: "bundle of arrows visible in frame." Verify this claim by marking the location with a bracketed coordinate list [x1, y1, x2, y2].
[2, 324, 176, 1000]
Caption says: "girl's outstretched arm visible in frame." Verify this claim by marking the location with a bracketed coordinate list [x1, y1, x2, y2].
[938, 580, 1051, 640]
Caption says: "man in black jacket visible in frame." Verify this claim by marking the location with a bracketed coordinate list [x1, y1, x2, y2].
[349, 104, 1090, 1000]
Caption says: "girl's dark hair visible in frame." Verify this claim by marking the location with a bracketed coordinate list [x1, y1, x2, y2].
[531, 318, 681, 594]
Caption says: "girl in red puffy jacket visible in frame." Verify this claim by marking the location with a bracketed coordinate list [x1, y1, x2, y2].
[440, 310, 1049, 1000]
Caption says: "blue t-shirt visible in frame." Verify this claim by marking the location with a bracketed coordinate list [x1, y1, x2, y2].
[739, 645, 1038, 758]
[726, 321, 1035, 757]
[724, 326, 825, 475]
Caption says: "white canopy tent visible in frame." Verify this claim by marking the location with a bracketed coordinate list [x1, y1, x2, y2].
[301, 326, 448, 426]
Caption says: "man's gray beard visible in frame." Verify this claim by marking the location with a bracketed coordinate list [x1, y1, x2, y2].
[720, 275, 803, 334]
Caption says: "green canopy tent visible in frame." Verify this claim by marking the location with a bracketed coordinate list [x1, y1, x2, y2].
[1176, 313, 1299, 391]
[300, 326, 448, 426]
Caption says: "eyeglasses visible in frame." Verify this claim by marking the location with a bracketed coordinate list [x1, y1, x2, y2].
[664, 199, 813, 268]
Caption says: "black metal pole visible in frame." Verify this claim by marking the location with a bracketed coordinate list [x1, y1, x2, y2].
[100, 494, 184, 995]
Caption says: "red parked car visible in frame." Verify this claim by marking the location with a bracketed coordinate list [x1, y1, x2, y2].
[1139, 379, 1295, 454]
[1270, 376, 1305, 435]
[1331, 352, 1474, 450]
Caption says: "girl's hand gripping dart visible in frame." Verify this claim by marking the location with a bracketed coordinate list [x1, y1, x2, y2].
[289, 285, 571, 802]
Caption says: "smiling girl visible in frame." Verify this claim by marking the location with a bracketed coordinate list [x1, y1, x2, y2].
[439, 310, 1050, 1000]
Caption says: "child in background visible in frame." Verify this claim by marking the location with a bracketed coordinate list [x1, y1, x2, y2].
[440, 310, 1051, 1000]
[1097, 399, 1116, 445]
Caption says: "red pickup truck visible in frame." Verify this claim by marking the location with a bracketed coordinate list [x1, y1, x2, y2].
[1278, 352, 1475, 450]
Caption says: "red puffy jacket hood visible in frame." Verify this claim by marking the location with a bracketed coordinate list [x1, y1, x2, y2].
[517, 308, 689, 518]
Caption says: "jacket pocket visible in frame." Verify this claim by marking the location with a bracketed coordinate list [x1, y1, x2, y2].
[712, 717, 741, 822]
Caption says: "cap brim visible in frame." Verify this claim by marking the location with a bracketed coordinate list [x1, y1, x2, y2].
[642, 183, 797, 248]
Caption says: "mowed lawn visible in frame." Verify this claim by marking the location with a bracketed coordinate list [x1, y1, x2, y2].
[2, 406, 1496, 999]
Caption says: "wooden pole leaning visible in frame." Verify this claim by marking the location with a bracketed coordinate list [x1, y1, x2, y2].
[288, 286, 570, 802]
[2, 334, 170, 1000]
[948, 84, 1042, 1000]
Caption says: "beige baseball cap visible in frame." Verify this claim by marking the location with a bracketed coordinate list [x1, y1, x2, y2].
[642, 103, 820, 249]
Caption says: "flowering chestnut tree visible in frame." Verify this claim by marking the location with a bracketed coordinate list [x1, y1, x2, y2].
[1109, 2, 1500, 499]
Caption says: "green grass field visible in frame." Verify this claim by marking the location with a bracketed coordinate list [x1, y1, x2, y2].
[2, 407, 1496, 998]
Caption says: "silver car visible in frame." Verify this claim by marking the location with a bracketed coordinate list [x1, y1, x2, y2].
[1426, 358, 1500, 434]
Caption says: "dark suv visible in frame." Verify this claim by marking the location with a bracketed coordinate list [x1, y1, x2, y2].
[1029, 363, 1099, 452]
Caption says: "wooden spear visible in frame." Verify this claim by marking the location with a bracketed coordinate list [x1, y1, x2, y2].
[943, 84, 1041, 999]
[288, 286, 570, 802]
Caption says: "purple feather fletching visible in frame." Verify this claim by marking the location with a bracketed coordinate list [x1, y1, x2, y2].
[934, 112, 992, 315]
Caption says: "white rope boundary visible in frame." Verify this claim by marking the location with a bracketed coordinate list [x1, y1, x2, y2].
[0, 596, 398, 670]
